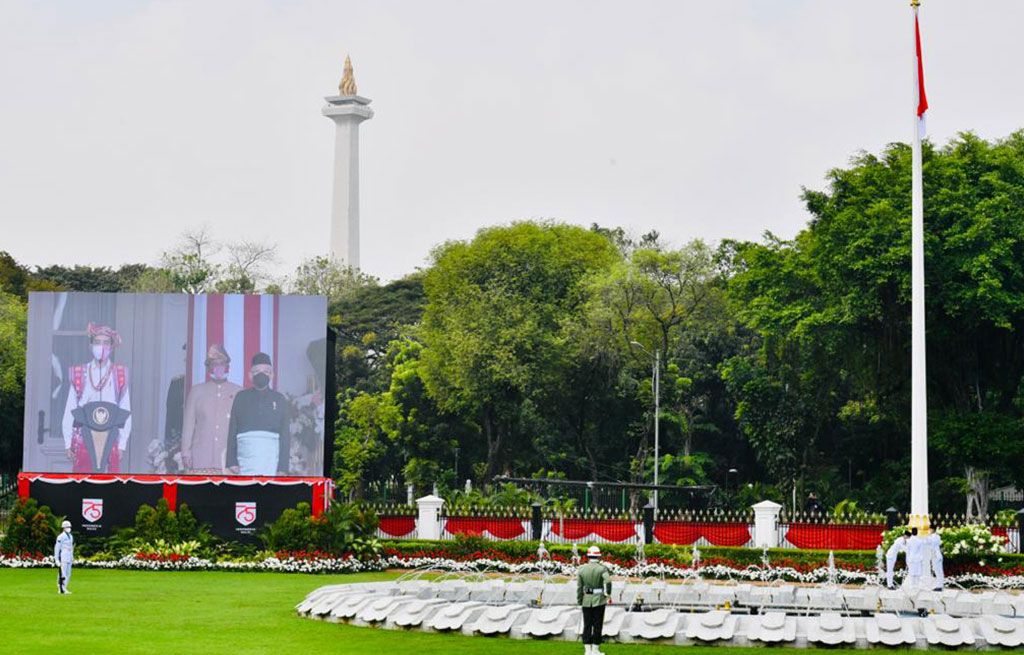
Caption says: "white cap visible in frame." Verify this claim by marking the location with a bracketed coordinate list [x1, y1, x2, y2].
[587, 545, 602, 558]
[61, 520, 72, 529]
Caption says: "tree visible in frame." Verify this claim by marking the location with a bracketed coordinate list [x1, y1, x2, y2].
[155, 227, 280, 293]
[291, 256, 376, 305]
[726, 131, 1024, 511]
[0, 291, 26, 473]
[582, 240, 744, 504]
[32, 264, 150, 292]
[160, 227, 221, 293]
[932, 411, 1024, 519]
[328, 275, 425, 394]
[333, 391, 400, 500]
[419, 221, 620, 481]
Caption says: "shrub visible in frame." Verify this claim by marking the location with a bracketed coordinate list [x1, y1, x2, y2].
[0, 498, 59, 556]
[262, 502, 316, 553]
[261, 501, 380, 558]
[881, 523, 1008, 567]
[940, 524, 1007, 565]
[135, 539, 203, 558]
[133, 499, 206, 544]
[379, 538, 882, 571]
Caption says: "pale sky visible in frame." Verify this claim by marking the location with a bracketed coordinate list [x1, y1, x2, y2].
[1, 1, 1022, 283]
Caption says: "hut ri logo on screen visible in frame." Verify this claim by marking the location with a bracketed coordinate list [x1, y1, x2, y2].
[235, 501, 257, 534]
[82, 498, 103, 531]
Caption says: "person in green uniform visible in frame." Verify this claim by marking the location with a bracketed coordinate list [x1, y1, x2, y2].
[576, 545, 611, 655]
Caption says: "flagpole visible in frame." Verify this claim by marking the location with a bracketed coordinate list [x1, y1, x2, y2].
[909, 0, 930, 532]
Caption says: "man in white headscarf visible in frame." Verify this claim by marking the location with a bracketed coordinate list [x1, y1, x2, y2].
[54, 520, 74, 594]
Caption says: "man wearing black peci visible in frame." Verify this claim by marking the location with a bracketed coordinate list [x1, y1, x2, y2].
[225, 352, 290, 476]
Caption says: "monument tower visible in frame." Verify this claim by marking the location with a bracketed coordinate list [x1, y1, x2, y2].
[323, 55, 373, 269]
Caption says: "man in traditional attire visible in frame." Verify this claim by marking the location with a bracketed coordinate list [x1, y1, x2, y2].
[180, 344, 242, 474]
[577, 545, 611, 655]
[225, 353, 290, 476]
[886, 530, 910, 588]
[54, 520, 74, 594]
[61, 323, 131, 473]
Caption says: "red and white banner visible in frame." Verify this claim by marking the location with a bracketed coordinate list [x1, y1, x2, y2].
[444, 517, 527, 540]
[653, 521, 752, 547]
[550, 519, 640, 543]
[18, 472, 332, 516]
[187, 294, 280, 391]
[783, 523, 884, 551]
[379, 516, 417, 538]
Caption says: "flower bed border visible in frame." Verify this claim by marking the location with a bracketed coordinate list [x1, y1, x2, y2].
[6, 546, 1024, 589]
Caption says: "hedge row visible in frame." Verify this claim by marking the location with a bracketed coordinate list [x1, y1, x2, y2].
[380, 537, 1024, 572]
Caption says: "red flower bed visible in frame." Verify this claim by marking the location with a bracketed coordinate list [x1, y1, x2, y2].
[0, 550, 46, 560]
[133, 552, 190, 562]
[274, 550, 337, 561]
[946, 562, 1024, 577]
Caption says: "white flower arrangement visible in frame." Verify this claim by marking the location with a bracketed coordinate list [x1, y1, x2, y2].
[0, 552, 382, 574]
[4, 550, 1023, 589]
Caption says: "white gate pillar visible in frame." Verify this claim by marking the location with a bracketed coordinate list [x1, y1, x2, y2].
[751, 500, 783, 548]
[416, 494, 445, 540]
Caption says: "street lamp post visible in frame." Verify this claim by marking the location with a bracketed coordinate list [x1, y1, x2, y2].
[725, 467, 739, 508]
[631, 342, 660, 517]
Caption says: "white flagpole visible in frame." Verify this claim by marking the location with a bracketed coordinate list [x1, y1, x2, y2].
[909, 0, 929, 531]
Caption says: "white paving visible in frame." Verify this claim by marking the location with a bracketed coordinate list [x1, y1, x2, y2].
[297, 578, 1024, 649]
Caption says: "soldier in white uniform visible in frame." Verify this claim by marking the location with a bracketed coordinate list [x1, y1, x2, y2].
[54, 520, 74, 594]
[927, 531, 944, 590]
[886, 530, 910, 588]
[905, 528, 926, 590]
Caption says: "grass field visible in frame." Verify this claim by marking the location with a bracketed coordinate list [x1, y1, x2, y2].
[0, 568, 862, 654]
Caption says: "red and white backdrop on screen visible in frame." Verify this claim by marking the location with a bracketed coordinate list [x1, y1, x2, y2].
[186, 294, 279, 393]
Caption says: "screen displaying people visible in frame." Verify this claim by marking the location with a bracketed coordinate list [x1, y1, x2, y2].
[23, 292, 327, 477]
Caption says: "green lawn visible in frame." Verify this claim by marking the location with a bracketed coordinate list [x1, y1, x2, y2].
[0, 568, 859, 654]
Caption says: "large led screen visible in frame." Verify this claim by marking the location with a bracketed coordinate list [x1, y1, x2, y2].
[23, 292, 328, 476]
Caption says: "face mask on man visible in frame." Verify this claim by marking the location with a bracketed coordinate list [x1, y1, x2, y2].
[252, 373, 270, 389]
[63, 527, 71, 533]
[210, 364, 229, 381]
[92, 344, 111, 361]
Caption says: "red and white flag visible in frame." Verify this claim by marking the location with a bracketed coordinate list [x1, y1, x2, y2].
[187, 294, 279, 391]
[914, 9, 928, 139]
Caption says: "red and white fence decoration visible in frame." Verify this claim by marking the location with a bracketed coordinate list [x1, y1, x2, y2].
[372, 502, 1024, 553]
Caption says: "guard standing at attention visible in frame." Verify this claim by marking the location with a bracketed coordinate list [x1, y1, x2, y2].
[54, 520, 74, 594]
[576, 545, 611, 655]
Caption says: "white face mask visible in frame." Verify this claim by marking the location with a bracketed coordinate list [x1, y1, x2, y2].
[63, 527, 71, 533]
[92, 344, 111, 361]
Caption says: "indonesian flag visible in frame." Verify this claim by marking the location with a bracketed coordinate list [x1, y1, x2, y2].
[914, 10, 928, 139]
[187, 294, 279, 391]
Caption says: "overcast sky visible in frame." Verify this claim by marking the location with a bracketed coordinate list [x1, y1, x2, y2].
[1, 0, 1022, 283]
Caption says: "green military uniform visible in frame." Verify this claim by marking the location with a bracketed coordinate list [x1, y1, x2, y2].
[577, 560, 612, 607]
[577, 559, 611, 650]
